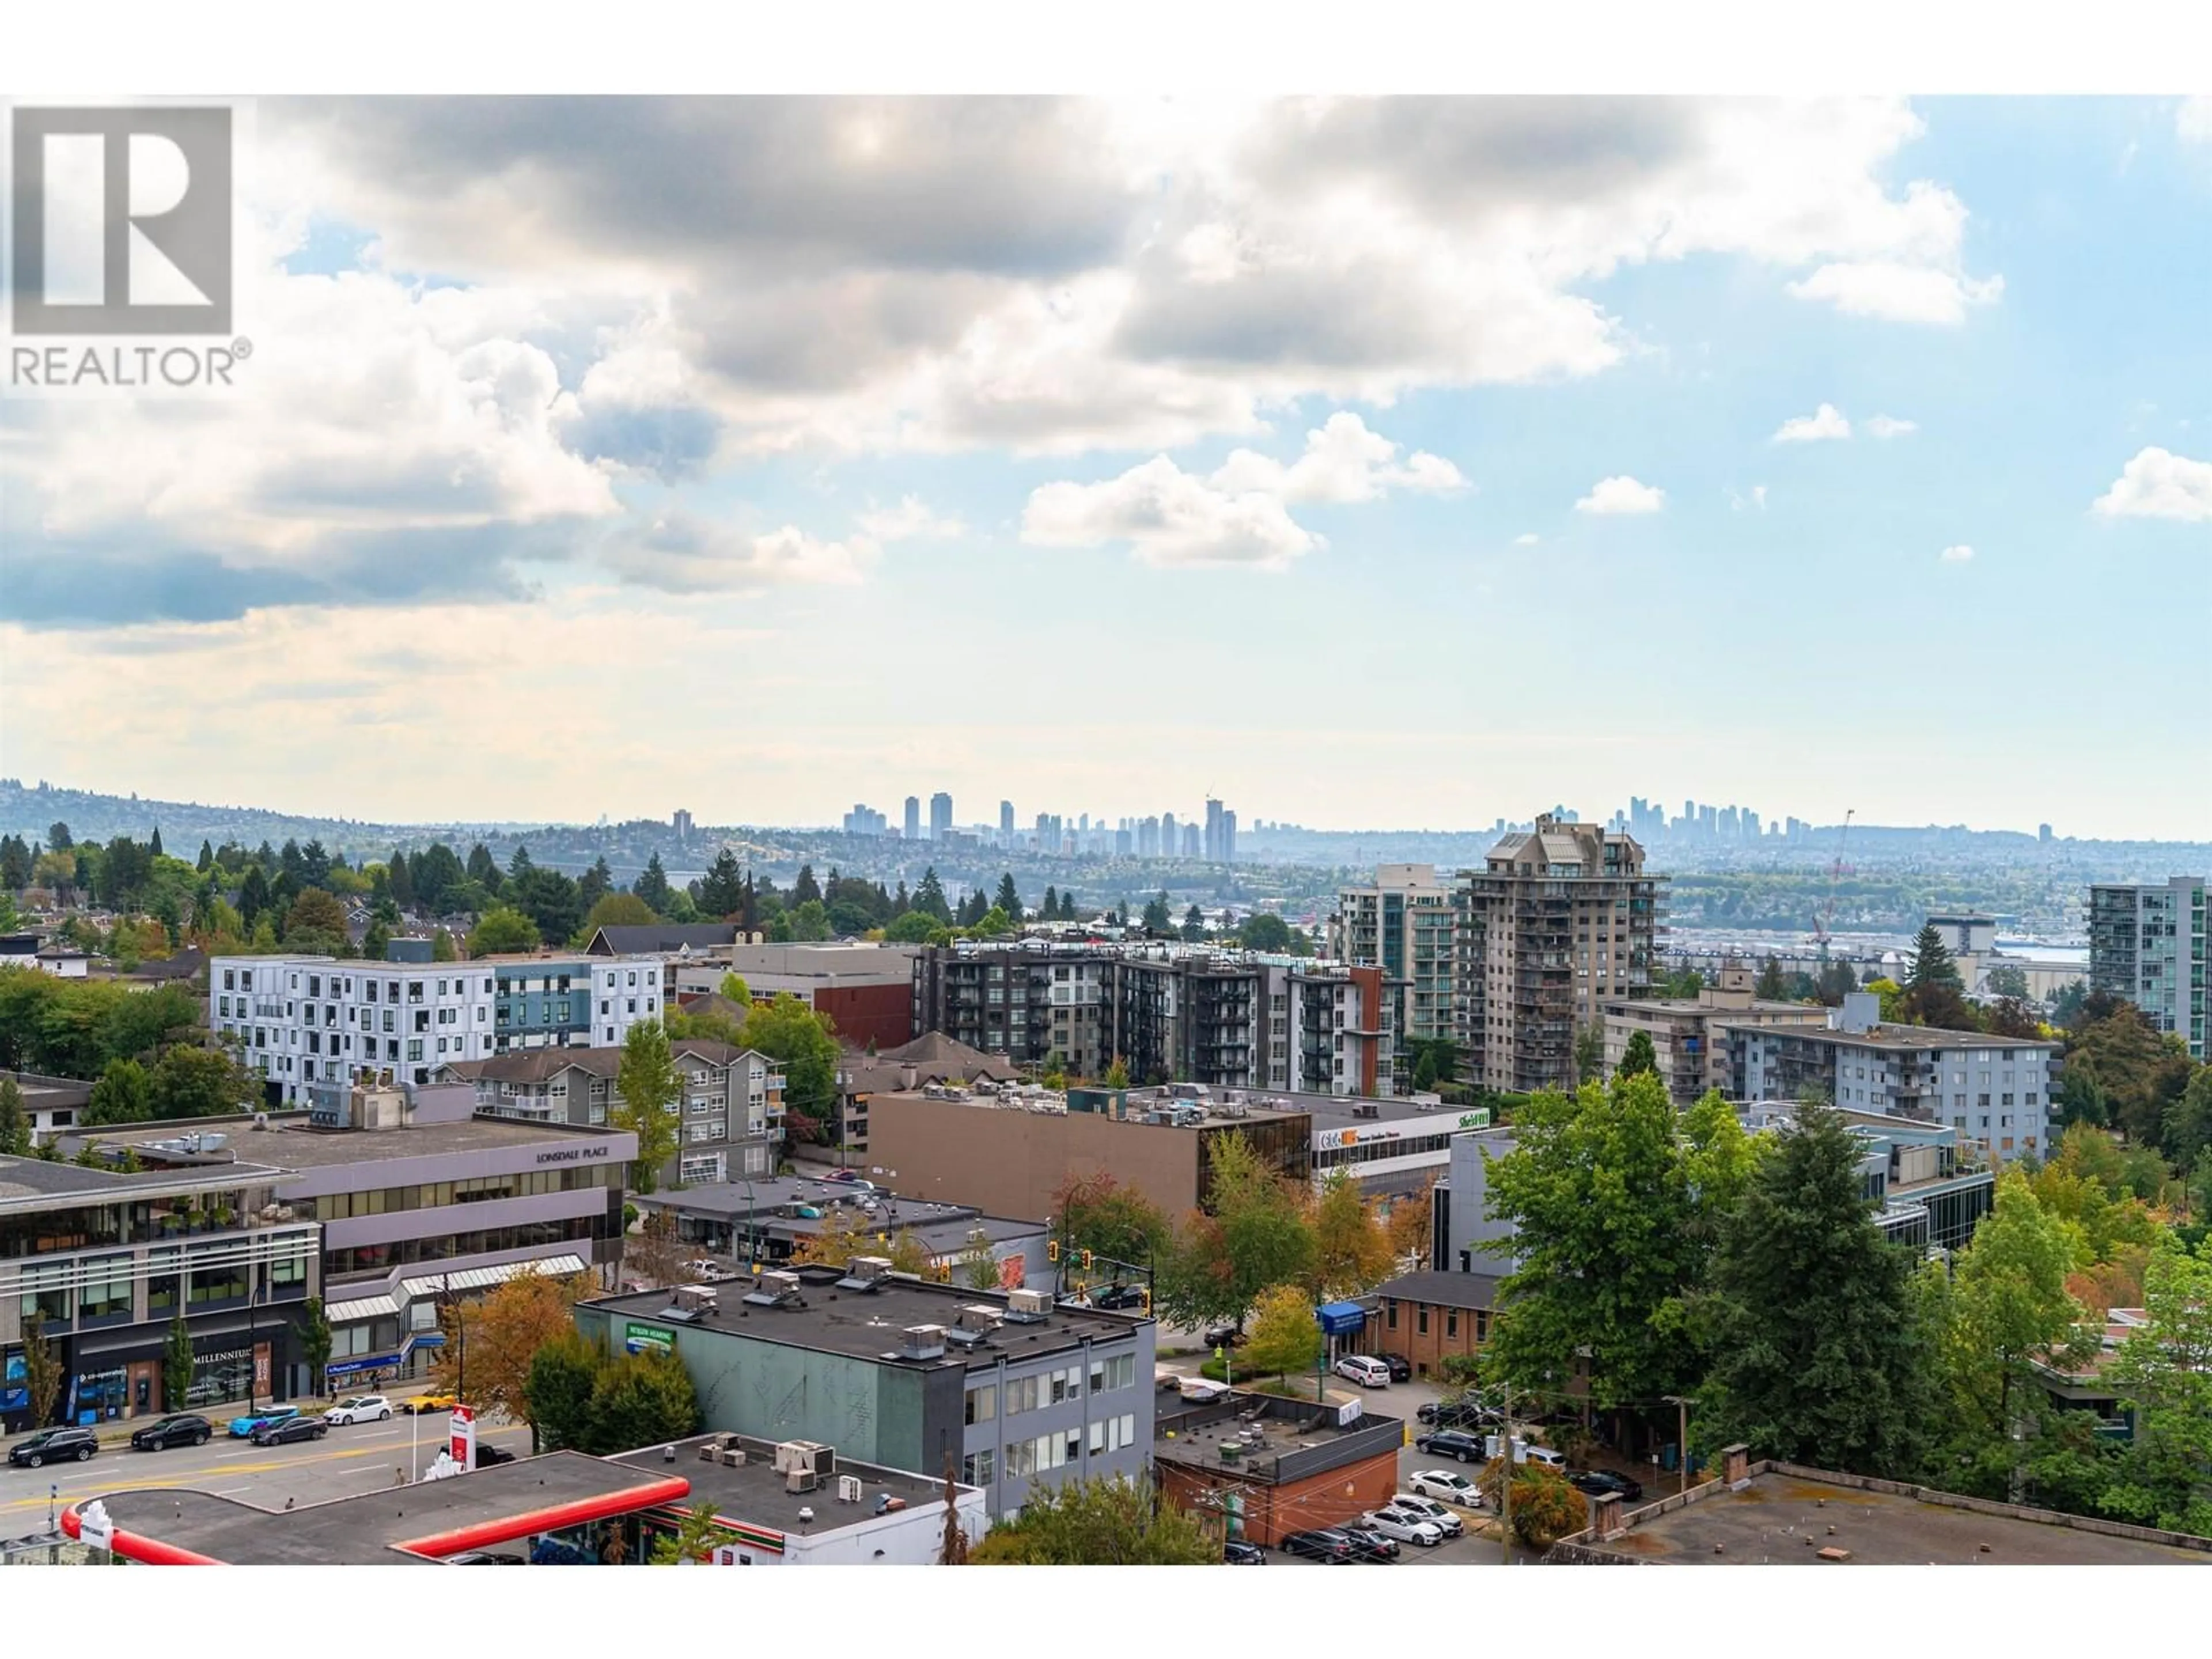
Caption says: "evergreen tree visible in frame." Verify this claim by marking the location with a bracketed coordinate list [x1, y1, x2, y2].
[386, 846, 415, 908]
[1700, 1100, 1934, 1476]
[793, 864, 822, 907]
[1181, 903, 1206, 942]
[577, 856, 613, 917]
[914, 868, 952, 924]
[1059, 891, 1077, 921]
[467, 841, 504, 895]
[1041, 884, 1056, 920]
[697, 850, 747, 918]
[361, 919, 392, 963]
[1141, 891, 1172, 934]
[47, 821, 73, 853]
[994, 873, 1022, 925]
[196, 839, 214, 873]
[149, 825, 164, 859]
[0, 1077, 30, 1156]
[634, 852, 672, 915]
[1755, 956, 1788, 1000]
[1903, 924, 1977, 1031]
[1617, 1028, 1658, 1079]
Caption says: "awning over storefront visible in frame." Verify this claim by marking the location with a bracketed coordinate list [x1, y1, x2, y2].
[398, 1253, 588, 1302]
[1316, 1301, 1369, 1336]
[324, 1294, 399, 1325]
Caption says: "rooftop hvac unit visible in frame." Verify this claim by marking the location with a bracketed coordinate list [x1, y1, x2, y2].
[675, 1285, 718, 1316]
[836, 1255, 894, 1291]
[900, 1324, 948, 1361]
[720, 1446, 747, 1468]
[774, 1440, 836, 1478]
[836, 1475, 863, 1504]
[786, 1467, 819, 1494]
[1004, 1288, 1050, 1322]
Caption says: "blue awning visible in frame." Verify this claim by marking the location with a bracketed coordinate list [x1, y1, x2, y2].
[1316, 1301, 1369, 1336]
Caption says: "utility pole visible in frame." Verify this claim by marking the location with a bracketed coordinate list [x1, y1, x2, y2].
[1498, 1382, 1512, 1565]
[1664, 1395, 1690, 1496]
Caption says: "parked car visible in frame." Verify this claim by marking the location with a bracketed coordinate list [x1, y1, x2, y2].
[1414, 1429, 1487, 1463]
[229, 1406, 298, 1438]
[1333, 1354, 1391, 1388]
[1362, 1505, 1446, 1547]
[1202, 1324, 1244, 1350]
[1376, 1351, 1413, 1382]
[680, 1259, 725, 1281]
[1336, 1522, 1399, 1562]
[129, 1414, 212, 1452]
[1222, 1538, 1267, 1565]
[252, 1414, 328, 1446]
[9, 1426, 98, 1468]
[1568, 1469, 1645, 1503]
[1485, 1433, 1565, 1469]
[1279, 1528, 1357, 1563]
[323, 1395, 393, 1425]
[446, 1550, 527, 1565]
[473, 1442, 517, 1467]
[1178, 1376, 1232, 1403]
[1416, 1399, 1495, 1430]
[401, 1392, 460, 1415]
[1090, 1283, 1146, 1311]
[1407, 1468, 1483, 1506]
[1389, 1493, 1466, 1536]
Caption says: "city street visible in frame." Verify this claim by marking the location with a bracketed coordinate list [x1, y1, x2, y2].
[0, 1408, 533, 1532]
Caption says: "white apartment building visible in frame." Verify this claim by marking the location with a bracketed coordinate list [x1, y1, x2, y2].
[1332, 864, 1457, 1080]
[210, 952, 666, 1106]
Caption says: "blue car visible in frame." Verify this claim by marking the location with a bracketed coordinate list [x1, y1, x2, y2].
[229, 1406, 298, 1438]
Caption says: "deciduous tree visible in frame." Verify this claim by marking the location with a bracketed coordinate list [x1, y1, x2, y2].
[1616, 1029, 1658, 1080]
[523, 1331, 601, 1453]
[740, 994, 840, 1137]
[21, 1313, 63, 1426]
[613, 1021, 681, 1194]
[2103, 1234, 2212, 1536]
[1310, 1171, 1395, 1299]
[300, 1297, 334, 1396]
[162, 1313, 195, 1411]
[0, 1076, 29, 1155]
[1052, 1172, 1172, 1268]
[585, 1349, 701, 1455]
[282, 885, 349, 944]
[965, 1475, 1215, 1565]
[1242, 1283, 1323, 1383]
[86, 1058, 156, 1126]
[582, 892, 657, 934]
[429, 1270, 592, 1428]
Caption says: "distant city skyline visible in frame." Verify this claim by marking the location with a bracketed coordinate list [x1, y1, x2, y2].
[1, 98, 2205, 840]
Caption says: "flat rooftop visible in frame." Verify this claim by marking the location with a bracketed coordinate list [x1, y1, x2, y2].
[584, 1268, 1146, 1367]
[634, 1173, 982, 1224]
[1155, 1391, 1407, 1485]
[880, 1085, 1308, 1133]
[90, 1112, 627, 1169]
[1731, 1022, 2053, 1053]
[0, 1152, 294, 1209]
[1595, 1468, 2212, 1566]
[76, 1451, 690, 1565]
[613, 1433, 965, 1534]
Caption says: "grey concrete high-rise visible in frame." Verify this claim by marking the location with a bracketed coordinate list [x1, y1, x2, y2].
[2090, 876, 2209, 1059]
[1334, 864, 1456, 1086]
[903, 796, 921, 842]
[930, 791, 953, 841]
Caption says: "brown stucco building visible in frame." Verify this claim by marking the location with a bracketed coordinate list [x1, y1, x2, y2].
[863, 1086, 1312, 1222]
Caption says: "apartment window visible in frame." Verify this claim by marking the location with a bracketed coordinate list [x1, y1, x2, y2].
[408, 1040, 423, 1062]
[1386, 1300, 1398, 1330]
[1005, 1375, 1039, 1415]
[1050, 1363, 1081, 1403]
[965, 1384, 997, 1425]
[1418, 1305, 1430, 1335]
[1446, 1309, 1459, 1339]
[963, 1448, 996, 1487]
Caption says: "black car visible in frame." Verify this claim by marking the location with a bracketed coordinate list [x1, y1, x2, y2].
[1416, 1400, 1495, 1431]
[1568, 1469, 1645, 1503]
[1091, 1283, 1147, 1311]
[1336, 1523, 1400, 1562]
[1414, 1429, 1487, 1463]
[448, 1551, 527, 1565]
[1203, 1324, 1245, 1350]
[130, 1414, 213, 1452]
[9, 1426, 98, 1468]
[473, 1442, 517, 1467]
[1376, 1352, 1413, 1383]
[252, 1415, 329, 1446]
[1279, 1528, 1356, 1563]
[1222, 1538, 1267, 1565]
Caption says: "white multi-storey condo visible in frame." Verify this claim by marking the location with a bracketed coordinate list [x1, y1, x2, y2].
[1334, 863, 1458, 1079]
[210, 952, 666, 1105]
[2090, 877, 2209, 1060]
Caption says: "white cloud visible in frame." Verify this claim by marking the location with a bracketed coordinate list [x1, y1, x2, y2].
[1729, 485, 1769, 512]
[1022, 456, 1318, 570]
[1939, 544, 1975, 562]
[1865, 414, 1918, 438]
[1020, 411, 1459, 570]
[1786, 263, 2003, 325]
[2179, 97, 2212, 144]
[1575, 476, 1665, 515]
[2092, 447, 2212, 522]
[857, 495, 965, 541]
[1513, 532, 1541, 545]
[1207, 412, 1467, 505]
[601, 515, 871, 592]
[1773, 403, 1851, 442]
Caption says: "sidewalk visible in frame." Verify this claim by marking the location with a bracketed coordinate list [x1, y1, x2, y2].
[3, 1376, 445, 1455]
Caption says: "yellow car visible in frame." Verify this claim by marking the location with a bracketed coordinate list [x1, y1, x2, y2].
[400, 1392, 460, 1415]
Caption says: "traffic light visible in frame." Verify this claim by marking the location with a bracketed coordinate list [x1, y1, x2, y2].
[1047, 1240, 1060, 1264]
[1080, 1249, 1094, 1271]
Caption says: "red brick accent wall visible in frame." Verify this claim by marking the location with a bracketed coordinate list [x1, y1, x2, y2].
[813, 982, 912, 1050]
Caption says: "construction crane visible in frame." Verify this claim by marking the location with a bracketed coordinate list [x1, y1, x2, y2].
[1812, 809, 1855, 957]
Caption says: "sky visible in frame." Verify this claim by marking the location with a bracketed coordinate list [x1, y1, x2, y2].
[2, 95, 2207, 839]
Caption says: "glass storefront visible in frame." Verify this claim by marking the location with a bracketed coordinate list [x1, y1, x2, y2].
[70, 1365, 128, 1423]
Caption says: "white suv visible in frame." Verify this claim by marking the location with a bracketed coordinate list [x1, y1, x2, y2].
[324, 1395, 392, 1425]
[1363, 1505, 1446, 1547]
[1390, 1493, 1466, 1536]
[1334, 1355, 1391, 1388]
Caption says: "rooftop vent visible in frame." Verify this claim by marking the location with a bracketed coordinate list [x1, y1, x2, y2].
[743, 1270, 805, 1310]
[1003, 1288, 1050, 1323]
[946, 1304, 1002, 1347]
[900, 1324, 948, 1361]
[835, 1255, 893, 1292]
